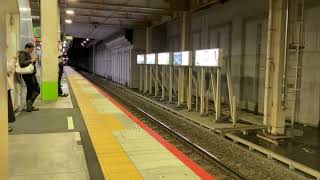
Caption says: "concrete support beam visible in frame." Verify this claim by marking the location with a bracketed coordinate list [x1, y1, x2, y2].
[179, 12, 191, 105]
[1, 1, 19, 178]
[41, 0, 60, 101]
[146, 27, 152, 53]
[264, 0, 287, 135]
[0, 7, 8, 180]
[181, 12, 191, 51]
[6, 14, 20, 58]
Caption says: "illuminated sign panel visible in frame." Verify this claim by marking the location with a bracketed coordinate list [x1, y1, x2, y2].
[173, 51, 191, 66]
[137, 54, 145, 64]
[157, 52, 171, 65]
[195, 49, 222, 67]
[146, 53, 156, 65]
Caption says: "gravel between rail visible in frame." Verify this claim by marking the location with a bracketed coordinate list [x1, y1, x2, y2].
[84, 73, 309, 180]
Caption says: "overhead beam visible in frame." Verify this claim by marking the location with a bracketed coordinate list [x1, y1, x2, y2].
[70, 21, 150, 28]
[66, 1, 171, 11]
[62, 13, 159, 22]
[65, 2, 172, 16]
[63, 7, 169, 17]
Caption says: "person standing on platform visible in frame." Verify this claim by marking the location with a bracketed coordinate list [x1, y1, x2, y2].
[19, 43, 40, 112]
[58, 55, 68, 97]
[9, 52, 21, 112]
[7, 55, 16, 131]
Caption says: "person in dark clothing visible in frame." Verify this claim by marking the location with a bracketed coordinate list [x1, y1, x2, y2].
[58, 55, 68, 97]
[19, 43, 40, 112]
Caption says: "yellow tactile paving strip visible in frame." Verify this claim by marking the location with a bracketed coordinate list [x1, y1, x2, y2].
[67, 72, 143, 179]
[65, 67, 204, 180]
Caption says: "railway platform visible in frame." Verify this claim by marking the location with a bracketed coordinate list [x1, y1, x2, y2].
[9, 66, 214, 180]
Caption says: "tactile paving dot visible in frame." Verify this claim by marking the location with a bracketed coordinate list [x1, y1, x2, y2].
[113, 113, 141, 130]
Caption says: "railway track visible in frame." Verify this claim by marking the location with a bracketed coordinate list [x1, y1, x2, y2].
[82, 72, 246, 180]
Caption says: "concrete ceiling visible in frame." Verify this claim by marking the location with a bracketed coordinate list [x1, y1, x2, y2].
[29, 0, 320, 41]
[29, 0, 185, 40]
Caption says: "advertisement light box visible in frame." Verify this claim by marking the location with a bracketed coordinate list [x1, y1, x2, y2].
[173, 51, 191, 66]
[195, 49, 223, 67]
[137, 54, 145, 64]
[146, 53, 156, 65]
[157, 52, 171, 65]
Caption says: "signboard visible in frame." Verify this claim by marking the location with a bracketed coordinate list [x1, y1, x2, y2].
[195, 49, 223, 67]
[173, 51, 191, 66]
[146, 53, 156, 65]
[137, 54, 145, 64]
[157, 52, 171, 65]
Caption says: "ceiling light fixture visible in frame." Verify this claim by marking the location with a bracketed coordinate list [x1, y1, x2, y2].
[65, 19, 72, 24]
[66, 10, 75, 15]
[86, 38, 89, 41]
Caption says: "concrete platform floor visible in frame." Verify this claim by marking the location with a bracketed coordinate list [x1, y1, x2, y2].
[9, 132, 89, 180]
[9, 70, 104, 180]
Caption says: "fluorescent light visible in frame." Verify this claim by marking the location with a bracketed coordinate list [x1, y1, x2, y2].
[66, 10, 75, 15]
[65, 19, 72, 24]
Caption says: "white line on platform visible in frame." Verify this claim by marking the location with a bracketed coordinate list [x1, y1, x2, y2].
[67, 116, 74, 130]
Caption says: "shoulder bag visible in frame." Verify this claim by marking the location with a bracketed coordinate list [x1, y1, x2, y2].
[15, 62, 34, 74]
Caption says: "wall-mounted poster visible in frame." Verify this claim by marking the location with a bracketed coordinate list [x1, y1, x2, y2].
[137, 54, 145, 64]
[173, 51, 191, 66]
[195, 49, 223, 67]
[146, 53, 156, 65]
[157, 52, 171, 65]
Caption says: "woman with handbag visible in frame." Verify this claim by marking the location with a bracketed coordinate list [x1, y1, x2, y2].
[18, 43, 40, 112]
[7, 55, 16, 131]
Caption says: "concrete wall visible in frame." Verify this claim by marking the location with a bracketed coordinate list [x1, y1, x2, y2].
[299, 5, 320, 126]
[90, 0, 320, 127]
[92, 29, 145, 88]
[159, 0, 319, 127]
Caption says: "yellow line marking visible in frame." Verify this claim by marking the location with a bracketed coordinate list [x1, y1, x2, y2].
[67, 116, 74, 130]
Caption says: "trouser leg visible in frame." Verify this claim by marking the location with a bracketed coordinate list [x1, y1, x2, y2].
[30, 75, 40, 103]
[58, 71, 63, 95]
[22, 74, 34, 101]
[8, 90, 16, 123]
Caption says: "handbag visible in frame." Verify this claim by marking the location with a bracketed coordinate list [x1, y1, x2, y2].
[15, 62, 34, 74]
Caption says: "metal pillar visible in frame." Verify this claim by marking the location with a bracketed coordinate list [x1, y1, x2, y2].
[139, 65, 143, 91]
[200, 67, 205, 115]
[169, 66, 173, 103]
[144, 65, 148, 93]
[155, 65, 159, 96]
[216, 68, 221, 121]
[178, 67, 185, 106]
[92, 44, 95, 76]
[161, 66, 165, 100]
[149, 65, 153, 94]
[187, 67, 192, 110]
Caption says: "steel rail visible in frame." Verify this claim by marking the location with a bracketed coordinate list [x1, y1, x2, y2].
[83, 73, 247, 180]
